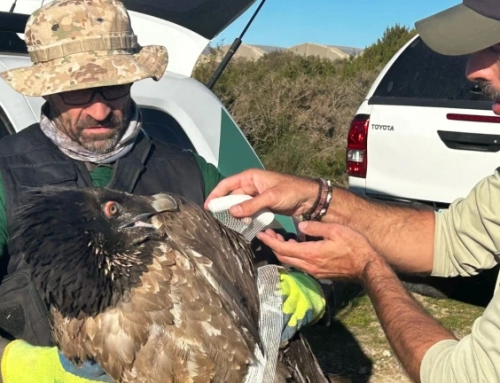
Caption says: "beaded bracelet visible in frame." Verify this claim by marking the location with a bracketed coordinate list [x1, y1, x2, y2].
[314, 180, 333, 221]
[301, 178, 333, 221]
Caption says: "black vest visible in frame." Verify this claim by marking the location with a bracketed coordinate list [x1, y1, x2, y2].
[0, 124, 205, 346]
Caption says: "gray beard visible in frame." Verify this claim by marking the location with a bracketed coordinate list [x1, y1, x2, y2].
[76, 128, 124, 155]
[48, 99, 131, 155]
[481, 81, 500, 102]
[70, 110, 130, 155]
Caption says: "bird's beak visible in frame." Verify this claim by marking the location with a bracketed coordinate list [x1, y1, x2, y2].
[119, 194, 179, 230]
[119, 212, 158, 229]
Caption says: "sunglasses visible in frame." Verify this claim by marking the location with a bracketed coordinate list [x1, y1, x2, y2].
[59, 84, 132, 105]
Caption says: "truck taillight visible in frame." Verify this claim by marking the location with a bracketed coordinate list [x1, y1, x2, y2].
[347, 114, 369, 178]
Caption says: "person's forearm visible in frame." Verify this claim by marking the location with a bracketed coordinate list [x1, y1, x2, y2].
[323, 187, 435, 273]
[362, 256, 456, 382]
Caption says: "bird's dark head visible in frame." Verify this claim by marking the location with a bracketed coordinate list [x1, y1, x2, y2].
[9, 187, 178, 318]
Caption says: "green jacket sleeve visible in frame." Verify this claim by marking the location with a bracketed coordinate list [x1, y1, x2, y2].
[192, 152, 225, 199]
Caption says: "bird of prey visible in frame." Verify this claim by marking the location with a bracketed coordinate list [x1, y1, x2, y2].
[8, 187, 329, 383]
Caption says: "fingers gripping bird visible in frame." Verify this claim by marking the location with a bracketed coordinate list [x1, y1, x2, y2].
[9, 187, 328, 383]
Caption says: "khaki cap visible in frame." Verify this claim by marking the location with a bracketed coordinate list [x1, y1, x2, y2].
[0, 0, 168, 97]
[416, 0, 500, 56]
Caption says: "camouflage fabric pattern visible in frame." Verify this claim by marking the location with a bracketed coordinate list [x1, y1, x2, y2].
[0, 0, 168, 97]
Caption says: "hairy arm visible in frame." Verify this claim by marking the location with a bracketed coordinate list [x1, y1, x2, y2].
[323, 170, 500, 276]
[205, 169, 436, 274]
[323, 188, 436, 274]
[362, 256, 456, 382]
[261, 221, 500, 383]
[206, 169, 500, 276]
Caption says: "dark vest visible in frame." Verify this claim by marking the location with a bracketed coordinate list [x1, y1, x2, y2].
[0, 124, 205, 346]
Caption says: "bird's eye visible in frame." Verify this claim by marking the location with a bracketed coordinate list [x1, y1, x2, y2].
[103, 201, 120, 218]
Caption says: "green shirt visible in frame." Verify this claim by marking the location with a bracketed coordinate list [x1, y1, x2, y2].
[0, 152, 223, 258]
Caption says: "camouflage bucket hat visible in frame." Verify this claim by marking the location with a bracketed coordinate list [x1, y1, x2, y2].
[0, 0, 168, 97]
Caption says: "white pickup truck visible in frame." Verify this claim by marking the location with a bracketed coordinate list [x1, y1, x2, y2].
[347, 34, 500, 302]
[348, 34, 500, 207]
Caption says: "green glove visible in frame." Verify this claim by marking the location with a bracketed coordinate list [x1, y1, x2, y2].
[280, 271, 326, 343]
[1, 339, 112, 383]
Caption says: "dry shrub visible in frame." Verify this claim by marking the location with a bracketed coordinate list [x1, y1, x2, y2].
[229, 72, 374, 182]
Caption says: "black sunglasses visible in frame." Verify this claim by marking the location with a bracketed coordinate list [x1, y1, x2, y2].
[59, 84, 132, 105]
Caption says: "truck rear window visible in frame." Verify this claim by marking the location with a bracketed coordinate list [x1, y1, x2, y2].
[0, 31, 27, 55]
[370, 37, 492, 110]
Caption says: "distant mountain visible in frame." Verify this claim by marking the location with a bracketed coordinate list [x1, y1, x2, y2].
[202, 43, 363, 61]
[328, 45, 364, 56]
[251, 45, 286, 54]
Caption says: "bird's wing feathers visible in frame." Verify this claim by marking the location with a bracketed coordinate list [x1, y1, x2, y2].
[52, 243, 177, 382]
[151, 194, 261, 345]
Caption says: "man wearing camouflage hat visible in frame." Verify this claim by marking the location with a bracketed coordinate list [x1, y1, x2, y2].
[0, 0, 327, 382]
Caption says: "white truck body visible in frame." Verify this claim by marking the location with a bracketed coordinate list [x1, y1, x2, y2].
[348, 35, 500, 208]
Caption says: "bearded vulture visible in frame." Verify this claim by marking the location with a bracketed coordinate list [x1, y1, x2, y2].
[8, 187, 329, 383]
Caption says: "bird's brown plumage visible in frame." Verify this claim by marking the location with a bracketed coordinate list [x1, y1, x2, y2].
[10, 188, 329, 383]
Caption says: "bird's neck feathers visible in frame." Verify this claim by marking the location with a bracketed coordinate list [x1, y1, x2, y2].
[8, 187, 164, 319]
[11, 226, 156, 319]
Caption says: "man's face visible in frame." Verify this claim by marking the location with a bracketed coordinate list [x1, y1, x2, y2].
[45, 84, 133, 154]
[466, 44, 500, 115]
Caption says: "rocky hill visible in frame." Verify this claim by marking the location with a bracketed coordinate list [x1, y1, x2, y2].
[201, 42, 363, 62]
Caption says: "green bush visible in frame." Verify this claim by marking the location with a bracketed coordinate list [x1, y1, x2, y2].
[342, 24, 417, 78]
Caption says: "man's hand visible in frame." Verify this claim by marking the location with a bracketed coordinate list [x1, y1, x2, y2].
[1, 339, 112, 383]
[257, 222, 379, 281]
[204, 169, 319, 218]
